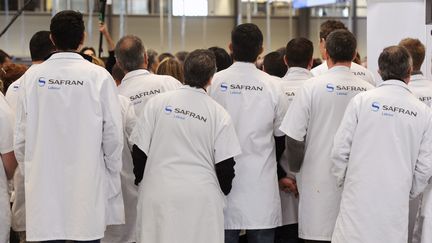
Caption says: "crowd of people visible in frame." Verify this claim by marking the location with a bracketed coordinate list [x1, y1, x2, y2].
[1, 9, 432, 243]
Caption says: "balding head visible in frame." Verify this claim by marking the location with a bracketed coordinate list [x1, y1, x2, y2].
[378, 46, 412, 82]
[115, 35, 147, 72]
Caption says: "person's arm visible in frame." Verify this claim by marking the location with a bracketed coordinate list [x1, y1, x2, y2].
[1, 151, 17, 180]
[100, 23, 116, 73]
[132, 145, 147, 186]
[285, 136, 305, 173]
[215, 157, 236, 195]
[275, 135, 287, 179]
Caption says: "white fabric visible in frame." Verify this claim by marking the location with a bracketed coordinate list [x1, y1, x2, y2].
[14, 52, 124, 241]
[331, 80, 432, 243]
[311, 61, 376, 86]
[5, 79, 21, 112]
[103, 95, 138, 243]
[131, 85, 241, 243]
[117, 69, 182, 116]
[279, 66, 373, 240]
[0, 93, 14, 243]
[279, 67, 313, 226]
[408, 74, 432, 243]
[208, 62, 287, 229]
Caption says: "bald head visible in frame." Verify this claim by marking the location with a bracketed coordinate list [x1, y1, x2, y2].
[115, 35, 147, 72]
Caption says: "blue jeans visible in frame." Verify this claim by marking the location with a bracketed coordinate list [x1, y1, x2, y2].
[225, 229, 275, 243]
[42, 240, 100, 243]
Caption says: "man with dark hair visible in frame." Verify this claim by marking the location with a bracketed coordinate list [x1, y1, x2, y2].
[262, 51, 287, 78]
[208, 23, 287, 243]
[115, 35, 181, 115]
[131, 49, 241, 243]
[275, 37, 314, 243]
[14, 10, 123, 242]
[331, 45, 432, 243]
[208, 46, 233, 72]
[279, 30, 373, 243]
[312, 20, 376, 86]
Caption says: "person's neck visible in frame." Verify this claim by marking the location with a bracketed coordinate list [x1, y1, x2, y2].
[327, 60, 351, 69]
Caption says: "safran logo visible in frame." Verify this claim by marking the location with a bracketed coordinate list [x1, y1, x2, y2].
[326, 83, 334, 92]
[164, 105, 173, 114]
[371, 102, 380, 112]
[220, 82, 228, 92]
[38, 77, 46, 87]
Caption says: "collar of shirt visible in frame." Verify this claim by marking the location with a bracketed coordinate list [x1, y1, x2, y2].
[231, 61, 257, 69]
[48, 52, 85, 61]
[378, 79, 411, 93]
[410, 74, 426, 82]
[284, 67, 313, 79]
[328, 65, 351, 73]
[122, 69, 150, 83]
[180, 85, 207, 94]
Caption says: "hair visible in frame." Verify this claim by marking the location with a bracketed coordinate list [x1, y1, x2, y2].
[0, 63, 28, 94]
[378, 46, 412, 81]
[312, 58, 322, 68]
[29, 31, 55, 62]
[175, 51, 189, 64]
[325, 29, 357, 63]
[147, 49, 159, 73]
[208, 46, 232, 72]
[111, 63, 125, 85]
[353, 52, 361, 65]
[183, 49, 216, 88]
[50, 10, 85, 50]
[263, 52, 287, 78]
[156, 57, 184, 83]
[91, 56, 105, 68]
[80, 46, 96, 56]
[0, 50, 11, 65]
[319, 20, 348, 40]
[231, 23, 263, 62]
[285, 37, 314, 68]
[115, 35, 145, 72]
[399, 38, 425, 71]
[158, 52, 175, 62]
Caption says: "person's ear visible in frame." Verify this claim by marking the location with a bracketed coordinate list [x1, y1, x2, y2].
[284, 55, 288, 67]
[307, 58, 314, 70]
[49, 34, 57, 50]
[229, 43, 233, 54]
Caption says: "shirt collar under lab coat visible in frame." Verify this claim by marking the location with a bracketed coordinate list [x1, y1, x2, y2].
[122, 69, 150, 83]
[327, 65, 351, 73]
[283, 67, 313, 80]
[378, 79, 412, 93]
[410, 73, 426, 82]
[180, 85, 207, 95]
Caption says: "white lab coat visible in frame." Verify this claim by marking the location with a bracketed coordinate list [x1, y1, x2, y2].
[0, 93, 14, 243]
[408, 74, 432, 243]
[311, 61, 376, 86]
[103, 95, 137, 243]
[131, 85, 241, 243]
[14, 52, 124, 241]
[117, 69, 181, 116]
[279, 67, 313, 226]
[279, 66, 373, 240]
[331, 80, 432, 243]
[208, 62, 287, 229]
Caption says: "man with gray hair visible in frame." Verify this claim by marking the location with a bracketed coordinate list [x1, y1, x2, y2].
[115, 35, 181, 115]
[331, 45, 432, 243]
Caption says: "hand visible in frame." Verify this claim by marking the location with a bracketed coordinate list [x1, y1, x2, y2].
[279, 177, 298, 197]
[99, 23, 108, 35]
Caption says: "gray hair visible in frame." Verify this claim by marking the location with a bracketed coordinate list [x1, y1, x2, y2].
[378, 46, 412, 81]
[115, 35, 145, 72]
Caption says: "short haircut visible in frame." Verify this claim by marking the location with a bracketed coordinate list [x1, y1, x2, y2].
[147, 49, 158, 72]
[208, 46, 232, 72]
[231, 23, 263, 62]
[325, 29, 357, 63]
[319, 20, 347, 40]
[183, 49, 216, 88]
[378, 45, 412, 81]
[115, 35, 145, 72]
[175, 51, 189, 64]
[158, 52, 175, 62]
[157, 57, 184, 83]
[111, 63, 125, 83]
[29, 31, 55, 62]
[50, 10, 85, 50]
[399, 38, 425, 71]
[285, 37, 314, 68]
[263, 51, 287, 78]
[0, 50, 11, 64]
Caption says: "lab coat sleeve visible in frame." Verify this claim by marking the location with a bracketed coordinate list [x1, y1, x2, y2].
[214, 113, 241, 164]
[411, 113, 432, 199]
[331, 97, 359, 188]
[130, 98, 155, 155]
[13, 81, 27, 174]
[279, 83, 311, 141]
[0, 97, 14, 155]
[273, 82, 289, 137]
[124, 100, 137, 150]
[101, 77, 124, 174]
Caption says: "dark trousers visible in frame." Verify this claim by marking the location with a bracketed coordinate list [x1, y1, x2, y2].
[42, 240, 100, 243]
[274, 224, 304, 243]
[226, 229, 275, 243]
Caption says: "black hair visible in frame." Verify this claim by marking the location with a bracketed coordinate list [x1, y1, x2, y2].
[285, 37, 314, 68]
[231, 23, 263, 62]
[263, 51, 287, 78]
[325, 29, 357, 63]
[208, 46, 232, 72]
[29, 31, 55, 62]
[184, 49, 216, 89]
[0, 50, 11, 64]
[378, 46, 412, 81]
[50, 10, 85, 50]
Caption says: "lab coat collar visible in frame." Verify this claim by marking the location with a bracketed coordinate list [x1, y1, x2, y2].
[122, 69, 150, 83]
[284, 67, 313, 79]
[231, 61, 257, 69]
[47, 52, 86, 61]
[180, 85, 207, 94]
[410, 74, 426, 82]
[328, 65, 351, 73]
[378, 79, 412, 93]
